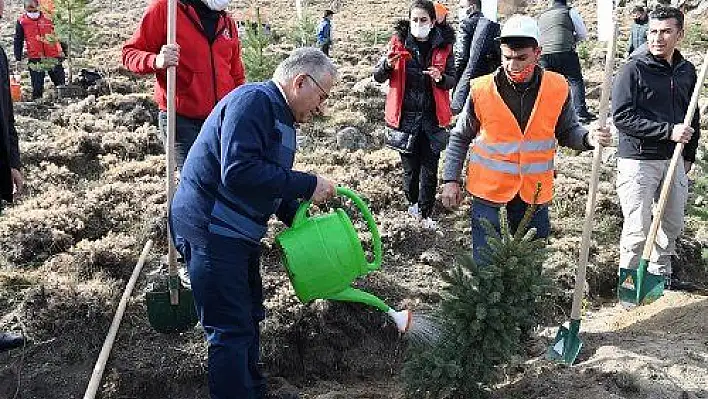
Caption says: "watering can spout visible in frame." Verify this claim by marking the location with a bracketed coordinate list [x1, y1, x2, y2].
[327, 287, 391, 313]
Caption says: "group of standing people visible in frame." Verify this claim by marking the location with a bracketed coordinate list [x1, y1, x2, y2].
[375, 1, 699, 285]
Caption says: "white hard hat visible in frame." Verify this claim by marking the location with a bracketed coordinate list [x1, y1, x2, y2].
[499, 14, 539, 44]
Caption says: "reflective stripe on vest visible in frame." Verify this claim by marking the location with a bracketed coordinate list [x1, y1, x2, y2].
[465, 71, 569, 204]
[468, 152, 555, 175]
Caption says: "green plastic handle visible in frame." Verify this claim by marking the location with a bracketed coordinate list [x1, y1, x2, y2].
[292, 187, 382, 271]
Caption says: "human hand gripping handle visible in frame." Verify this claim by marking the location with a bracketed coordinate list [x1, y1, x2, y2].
[670, 124, 693, 144]
[311, 176, 336, 204]
[155, 44, 180, 69]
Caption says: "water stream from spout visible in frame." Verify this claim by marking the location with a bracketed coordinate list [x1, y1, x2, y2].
[404, 312, 443, 347]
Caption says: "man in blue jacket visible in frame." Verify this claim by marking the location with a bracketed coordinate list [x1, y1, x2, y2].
[316, 10, 334, 56]
[612, 7, 700, 290]
[170, 48, 337, 399]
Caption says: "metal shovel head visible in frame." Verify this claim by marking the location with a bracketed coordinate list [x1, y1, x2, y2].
[617, 263, 665, 307]
[146, 283, 198, 333]
[547, 319, 582, 365]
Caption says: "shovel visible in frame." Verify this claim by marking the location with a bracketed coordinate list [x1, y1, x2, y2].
[548, 23, 616, 365]
[618, 49, 708, 307]
[145, 0, 197, 333]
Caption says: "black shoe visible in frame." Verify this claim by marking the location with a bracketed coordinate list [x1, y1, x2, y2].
[0, 332, 25, 353]
[665, 275, 702, 292]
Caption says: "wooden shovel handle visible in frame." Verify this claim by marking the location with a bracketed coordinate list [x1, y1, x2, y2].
[641, 50, 708, 261]
[570, 24, 616, 320]
[83, 240, 153, 399]
[166, 0, 179, 305]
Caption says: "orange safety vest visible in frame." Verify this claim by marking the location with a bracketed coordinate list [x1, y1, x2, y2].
[465, 71, 568, 205]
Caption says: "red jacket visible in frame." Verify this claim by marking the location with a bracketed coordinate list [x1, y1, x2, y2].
[384, 35, 453, 129]
[122, 0, 246, 120]
[18, 13, 62, 59]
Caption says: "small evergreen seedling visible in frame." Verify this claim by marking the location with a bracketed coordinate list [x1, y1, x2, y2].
[241, 7, 280, 82]
[403, 205, 549, 398]
[51, 0, 91, 84]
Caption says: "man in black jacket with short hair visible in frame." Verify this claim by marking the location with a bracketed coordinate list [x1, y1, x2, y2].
[612, 6, 700, 289]
[451, 0, 500, 114]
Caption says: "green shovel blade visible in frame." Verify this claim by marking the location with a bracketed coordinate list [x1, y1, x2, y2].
[618, 259, 665, 307]
[547, 319, 582, 365]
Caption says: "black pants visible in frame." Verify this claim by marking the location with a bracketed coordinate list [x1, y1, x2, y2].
[539, 51, 590, 116]
[28, 59, 66, 99]
[319, 42, 331, 56]
[158, 111, 204, 171]
[400, 132, 440, 218]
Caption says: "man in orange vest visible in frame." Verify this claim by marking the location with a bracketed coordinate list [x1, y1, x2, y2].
[13, 0, 66, 100]
[441, 15, 611, 262]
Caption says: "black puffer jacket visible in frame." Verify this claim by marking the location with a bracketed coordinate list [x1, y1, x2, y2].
[373, 20, 456, 136]
[451, 12, 501, 114]
[612, 48, 700, 162]
[0, 46, 20, 204]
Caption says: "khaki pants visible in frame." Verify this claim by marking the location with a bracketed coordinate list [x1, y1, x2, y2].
[616, 158, 689, 276]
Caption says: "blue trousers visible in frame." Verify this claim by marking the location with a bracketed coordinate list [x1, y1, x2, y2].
[178, 233, 266, 399]
[158, 111, 203, 171]
[471, 196, 550, 264]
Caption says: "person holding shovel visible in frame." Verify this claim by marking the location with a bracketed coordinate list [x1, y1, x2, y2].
[441, 14, 611, 263]
[373, 0, 456, 230]
[122, 0, 246, 171]
[612, 6, 700, 290]
[170, 48, 337, 399]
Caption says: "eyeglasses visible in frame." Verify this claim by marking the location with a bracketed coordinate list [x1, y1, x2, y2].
[306, 74, 329, 103]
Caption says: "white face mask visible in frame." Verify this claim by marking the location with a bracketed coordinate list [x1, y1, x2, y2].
[201, 0, 229, 11]
[410, 23, 431, 39]
[26, 11, 41, 19]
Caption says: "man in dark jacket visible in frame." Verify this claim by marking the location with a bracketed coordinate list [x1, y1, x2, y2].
[170, 48, 336, 399]
[451, 0, 501, 114]
[627, 5, 648, 57]
[612, 7, 699, 289]
[538, 0, 596, 123]
[0, 0, 26, 353]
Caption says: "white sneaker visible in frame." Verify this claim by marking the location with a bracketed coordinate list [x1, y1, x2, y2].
[421, 217, 438, 230]
[408, 203, 421, 218]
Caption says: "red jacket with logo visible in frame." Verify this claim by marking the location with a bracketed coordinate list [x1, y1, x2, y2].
[122, 0, 246, 120]
[17, 13, 62, 59]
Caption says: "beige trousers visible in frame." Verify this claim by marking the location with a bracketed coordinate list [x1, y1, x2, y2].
[616, 158, 689, 276]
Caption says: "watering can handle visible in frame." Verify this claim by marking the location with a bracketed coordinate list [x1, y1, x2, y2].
[292, 187, 383, 271]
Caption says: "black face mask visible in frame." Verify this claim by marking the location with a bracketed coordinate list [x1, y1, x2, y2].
[634, 16, 647, 24]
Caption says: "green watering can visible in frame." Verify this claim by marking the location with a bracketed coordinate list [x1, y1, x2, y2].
[276, 187, 410, 332]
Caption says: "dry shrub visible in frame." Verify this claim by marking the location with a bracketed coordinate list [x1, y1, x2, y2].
[43, 233, 138, 280]
[22, 161, 79, 196]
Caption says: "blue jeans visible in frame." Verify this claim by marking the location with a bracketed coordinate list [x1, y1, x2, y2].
[158, 111, 204, 171]
[177, 233, 266, 399]
[471, 196, 551, 264]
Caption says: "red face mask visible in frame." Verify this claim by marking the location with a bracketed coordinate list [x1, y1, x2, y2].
[507, 62, 536, 83]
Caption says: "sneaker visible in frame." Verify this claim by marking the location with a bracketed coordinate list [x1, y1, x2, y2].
[178, 266, 192, 290]
[421, 217, 438, 230]
[408, 203, 421, 218]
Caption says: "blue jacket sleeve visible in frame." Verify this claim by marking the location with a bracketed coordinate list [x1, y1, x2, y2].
[276, 199, 301, 226]
[220, 90, 317, 201]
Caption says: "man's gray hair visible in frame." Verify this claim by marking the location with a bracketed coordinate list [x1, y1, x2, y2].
[273, 47, 338, 83]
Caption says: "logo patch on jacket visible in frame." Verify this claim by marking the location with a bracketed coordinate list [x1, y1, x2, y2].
[223, 29, 231, 39]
